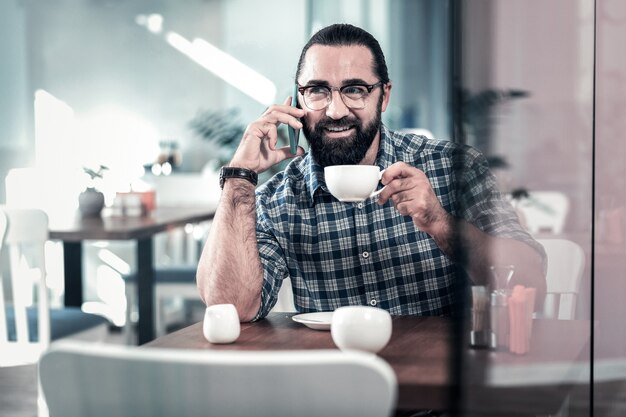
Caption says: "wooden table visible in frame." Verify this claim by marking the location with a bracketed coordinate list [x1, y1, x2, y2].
[49, 206, 215, 344]
[146, 313, 593, 415]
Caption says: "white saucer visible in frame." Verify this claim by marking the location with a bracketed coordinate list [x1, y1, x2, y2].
[292, 312, 334, 331]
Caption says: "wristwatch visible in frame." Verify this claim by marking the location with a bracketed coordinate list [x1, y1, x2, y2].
[219, 166, 258, 189]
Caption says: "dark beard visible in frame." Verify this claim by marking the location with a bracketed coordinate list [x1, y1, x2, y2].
[302, 97, 383, 167]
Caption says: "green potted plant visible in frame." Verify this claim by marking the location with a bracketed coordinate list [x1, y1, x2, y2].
[78, 165, 108, 217]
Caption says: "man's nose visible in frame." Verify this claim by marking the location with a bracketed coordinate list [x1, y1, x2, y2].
[325, 90, 350, 120]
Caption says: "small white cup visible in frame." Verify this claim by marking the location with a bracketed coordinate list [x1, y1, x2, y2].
[331, 306, 392, 353]
[324, 165, 385, 202]
[203, 304, 240, 344]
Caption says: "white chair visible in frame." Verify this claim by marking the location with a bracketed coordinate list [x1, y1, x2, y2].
[1, 207, 109, 417]
[510, 191, 570, 235]
[0, 207, 109, 366]
[39, 340, 397, 417]
[536, 238, 585, 320]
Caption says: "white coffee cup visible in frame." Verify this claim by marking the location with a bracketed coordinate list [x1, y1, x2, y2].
[203, 304, 241, 344]
[331, 306, 392, 353]
[324, 165, 385, 202]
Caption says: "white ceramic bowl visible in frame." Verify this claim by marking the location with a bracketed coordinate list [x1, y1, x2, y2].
[331, 306, 392, 353]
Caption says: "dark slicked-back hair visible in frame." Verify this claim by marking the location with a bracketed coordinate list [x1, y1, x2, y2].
[295, 23, 390, 84]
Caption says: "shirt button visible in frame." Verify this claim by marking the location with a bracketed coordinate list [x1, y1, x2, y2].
[357, 202, 364, 209]
[362, 251, 369, 258]
[369, 299, 378, 306]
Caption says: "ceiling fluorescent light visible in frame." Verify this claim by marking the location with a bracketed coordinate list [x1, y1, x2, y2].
[165, 32, 276, 105]
[166, 32, 195, 56]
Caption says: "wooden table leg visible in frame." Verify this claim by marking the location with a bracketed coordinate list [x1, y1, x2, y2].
[136, 238, 155, 344]
[63, 241, 83, 308]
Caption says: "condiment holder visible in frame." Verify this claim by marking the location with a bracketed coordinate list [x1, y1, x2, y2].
[470, 281, 537, 354]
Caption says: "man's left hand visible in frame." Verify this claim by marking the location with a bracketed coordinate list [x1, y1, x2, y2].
[377, 161, 452, 234]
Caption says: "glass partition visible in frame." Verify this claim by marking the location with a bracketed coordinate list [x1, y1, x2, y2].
[594, 0, 626, 414]
[458, 0, 626, 416]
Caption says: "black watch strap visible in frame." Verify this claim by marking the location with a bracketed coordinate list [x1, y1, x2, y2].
[219, 166, 258, 189]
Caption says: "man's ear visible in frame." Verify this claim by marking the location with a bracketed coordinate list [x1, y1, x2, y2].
[381, 81, 392, 112]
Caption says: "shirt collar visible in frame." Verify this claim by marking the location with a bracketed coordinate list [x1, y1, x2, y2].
[375, 124, 397, 169]
[303, 123, 394, 205]
[304, 154, 326, 205]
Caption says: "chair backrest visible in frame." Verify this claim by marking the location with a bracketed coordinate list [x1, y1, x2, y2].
[0, 206, 52, 365]
[536, 238, 585, 320]
[40, 340, 397, 417]
[513, 191, 570, 234]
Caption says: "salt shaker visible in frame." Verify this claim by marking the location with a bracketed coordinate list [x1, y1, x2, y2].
[470, 286, 494, 348]
[490, 290, 509, 349]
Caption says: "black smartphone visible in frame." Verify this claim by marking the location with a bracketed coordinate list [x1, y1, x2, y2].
[288, 84, 300, 155]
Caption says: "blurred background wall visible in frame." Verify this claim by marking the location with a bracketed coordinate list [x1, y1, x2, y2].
[0, 0, 452, 201]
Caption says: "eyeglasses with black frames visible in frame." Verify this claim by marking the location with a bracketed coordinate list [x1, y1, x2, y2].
[297, 82, 383, 111]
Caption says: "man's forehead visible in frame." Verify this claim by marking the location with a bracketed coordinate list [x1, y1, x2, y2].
[299, 44, 376, 83]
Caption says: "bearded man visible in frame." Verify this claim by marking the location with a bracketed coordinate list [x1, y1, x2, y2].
[197, 23, 546, 322]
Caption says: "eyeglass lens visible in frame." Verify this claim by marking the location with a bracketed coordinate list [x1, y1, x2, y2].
[303, 85, 372, 110]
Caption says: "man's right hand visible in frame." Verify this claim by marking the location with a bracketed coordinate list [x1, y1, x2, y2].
[229, 96, 305, 173]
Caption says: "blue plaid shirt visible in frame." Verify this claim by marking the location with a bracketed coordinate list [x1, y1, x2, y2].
[253, 125, 541, 319]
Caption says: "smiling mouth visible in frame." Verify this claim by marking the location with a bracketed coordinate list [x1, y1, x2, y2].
[325, 125, 354, 133]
